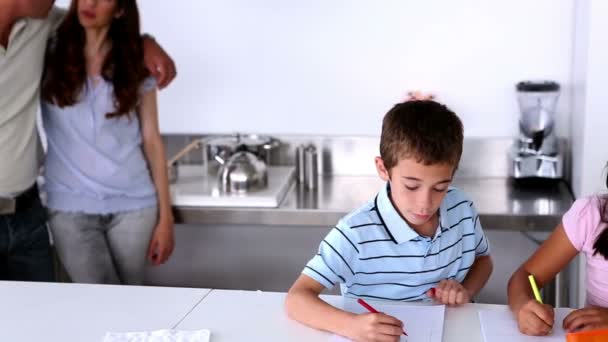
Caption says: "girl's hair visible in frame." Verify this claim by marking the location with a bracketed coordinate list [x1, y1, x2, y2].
[594, 172, 608, 258]
[41, 0, 148, 118]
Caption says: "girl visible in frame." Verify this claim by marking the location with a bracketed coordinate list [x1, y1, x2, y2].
[508, 170, 608, 335]
[40, 0, 174, 284]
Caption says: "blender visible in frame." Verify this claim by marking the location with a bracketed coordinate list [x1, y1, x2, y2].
[508, 80, 564, 181]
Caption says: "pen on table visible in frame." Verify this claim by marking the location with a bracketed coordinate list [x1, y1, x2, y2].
[357, 298, 408, 336]
[528, 274, 543, 304]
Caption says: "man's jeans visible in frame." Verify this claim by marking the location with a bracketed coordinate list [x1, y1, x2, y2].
[0, 186, 55, 281]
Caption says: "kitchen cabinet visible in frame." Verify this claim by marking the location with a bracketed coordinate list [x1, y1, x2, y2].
[145, 223, 336, 293]
[145, 224, 577, 306]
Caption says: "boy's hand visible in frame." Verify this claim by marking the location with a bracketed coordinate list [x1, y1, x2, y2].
[516, 299, 554, 335]
[347, 312, 403, 342]
[563, 306, 608, 332]
[427, 279, 471, 305]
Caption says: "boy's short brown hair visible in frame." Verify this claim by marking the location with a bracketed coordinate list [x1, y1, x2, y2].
[380, 100, 464, 170]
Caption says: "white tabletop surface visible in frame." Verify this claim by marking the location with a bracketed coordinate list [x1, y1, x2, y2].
[0, 281, 210, 342]
[177, 289, 505, 342]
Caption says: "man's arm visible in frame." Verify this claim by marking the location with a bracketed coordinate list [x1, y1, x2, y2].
[142, 36, 177, 89]
[47, 5, 67, 31]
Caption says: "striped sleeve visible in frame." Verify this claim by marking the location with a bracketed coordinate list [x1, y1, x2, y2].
[302, 224, 358, 289]
[471, 204, 491, 257]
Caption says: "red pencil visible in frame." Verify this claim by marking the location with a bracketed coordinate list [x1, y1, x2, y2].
[357, 298, 408, 336]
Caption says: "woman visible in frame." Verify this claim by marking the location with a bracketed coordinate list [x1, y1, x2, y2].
[40, 0, 174, 284]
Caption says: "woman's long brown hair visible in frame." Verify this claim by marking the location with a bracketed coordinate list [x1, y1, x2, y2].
[42, 0, 148, 118]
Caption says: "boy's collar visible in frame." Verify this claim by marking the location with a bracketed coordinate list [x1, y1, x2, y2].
[375, 183, 449, 244]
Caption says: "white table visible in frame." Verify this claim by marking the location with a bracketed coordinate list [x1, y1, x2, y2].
[177, 289, 505, 342]
[0, 282, 514, 342]
[0, 281, 210, 342]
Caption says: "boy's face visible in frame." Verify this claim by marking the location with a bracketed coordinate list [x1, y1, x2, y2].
[375, 156, 455, 230]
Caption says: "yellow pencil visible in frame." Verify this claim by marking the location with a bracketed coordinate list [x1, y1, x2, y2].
[528, 274, 543, 304]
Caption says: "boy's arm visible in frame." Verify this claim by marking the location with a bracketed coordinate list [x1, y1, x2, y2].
[430, 255, 492, 305]
[285, 275, 356, 337]
[285, 275, 404, 341]
[461, 255, 493, 298]
[431, 200, 492, 305]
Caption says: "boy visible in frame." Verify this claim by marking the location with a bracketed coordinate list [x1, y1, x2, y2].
[285, 100, 493, 342]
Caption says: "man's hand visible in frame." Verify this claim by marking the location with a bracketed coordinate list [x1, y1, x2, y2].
[427, 279, 471, 305]
[142, 36, 177, 89]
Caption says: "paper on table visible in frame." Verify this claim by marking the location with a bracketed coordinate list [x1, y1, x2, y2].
[331, 300, 445, 342]
[479, 308, 573, 342]
[102, 329, 210, 342]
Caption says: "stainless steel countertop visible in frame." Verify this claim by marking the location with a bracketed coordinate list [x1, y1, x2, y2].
[173, 176, 574, 231]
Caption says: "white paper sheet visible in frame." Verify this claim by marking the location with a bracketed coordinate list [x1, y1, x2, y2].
[331, 301, 445, 342]
[478, 308, 573, 342]
[102, 329, 210, 342]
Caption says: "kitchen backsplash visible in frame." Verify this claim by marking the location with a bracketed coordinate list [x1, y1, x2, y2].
[164, 135, 571, 180]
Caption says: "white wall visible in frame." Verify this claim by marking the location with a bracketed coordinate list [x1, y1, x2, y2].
[570, 0, 608, 309]
[129, 1, 574, 136]
[571, 0, 608, 198]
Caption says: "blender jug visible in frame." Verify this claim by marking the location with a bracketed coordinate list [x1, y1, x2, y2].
[516, 81, 560, 150]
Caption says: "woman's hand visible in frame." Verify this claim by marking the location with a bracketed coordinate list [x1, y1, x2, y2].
[147, 218, 174, 266]
[563, 306, 608, 332]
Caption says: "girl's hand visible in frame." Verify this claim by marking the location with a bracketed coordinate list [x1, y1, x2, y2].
[346, 312, 403, 342]
[427, 279, 471, 305]
[516, 299, 555, 336]
[563, 306, 608, 332]
[147, 218, 174, 266]
[406, 91, 435, 101]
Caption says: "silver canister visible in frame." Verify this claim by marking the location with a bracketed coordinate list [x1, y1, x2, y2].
[304, 144, 318, 189]
[295, 144, 306, 183]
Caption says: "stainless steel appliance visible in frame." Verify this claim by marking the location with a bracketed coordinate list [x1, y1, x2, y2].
[204, 134, 281, 174]
[170, 164, 294, 208]
[508, 80, 564, 180]
[215, 151, 268, 193]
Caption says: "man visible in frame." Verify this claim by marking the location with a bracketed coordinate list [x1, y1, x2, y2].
[0, 0, 176, 281]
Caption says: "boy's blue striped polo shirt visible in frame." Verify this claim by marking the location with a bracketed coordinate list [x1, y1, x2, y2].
[302, 183, 491, 301]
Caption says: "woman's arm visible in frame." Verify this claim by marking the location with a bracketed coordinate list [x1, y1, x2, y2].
[138, 88, 174, 265]
[507, 224, 579, 335]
